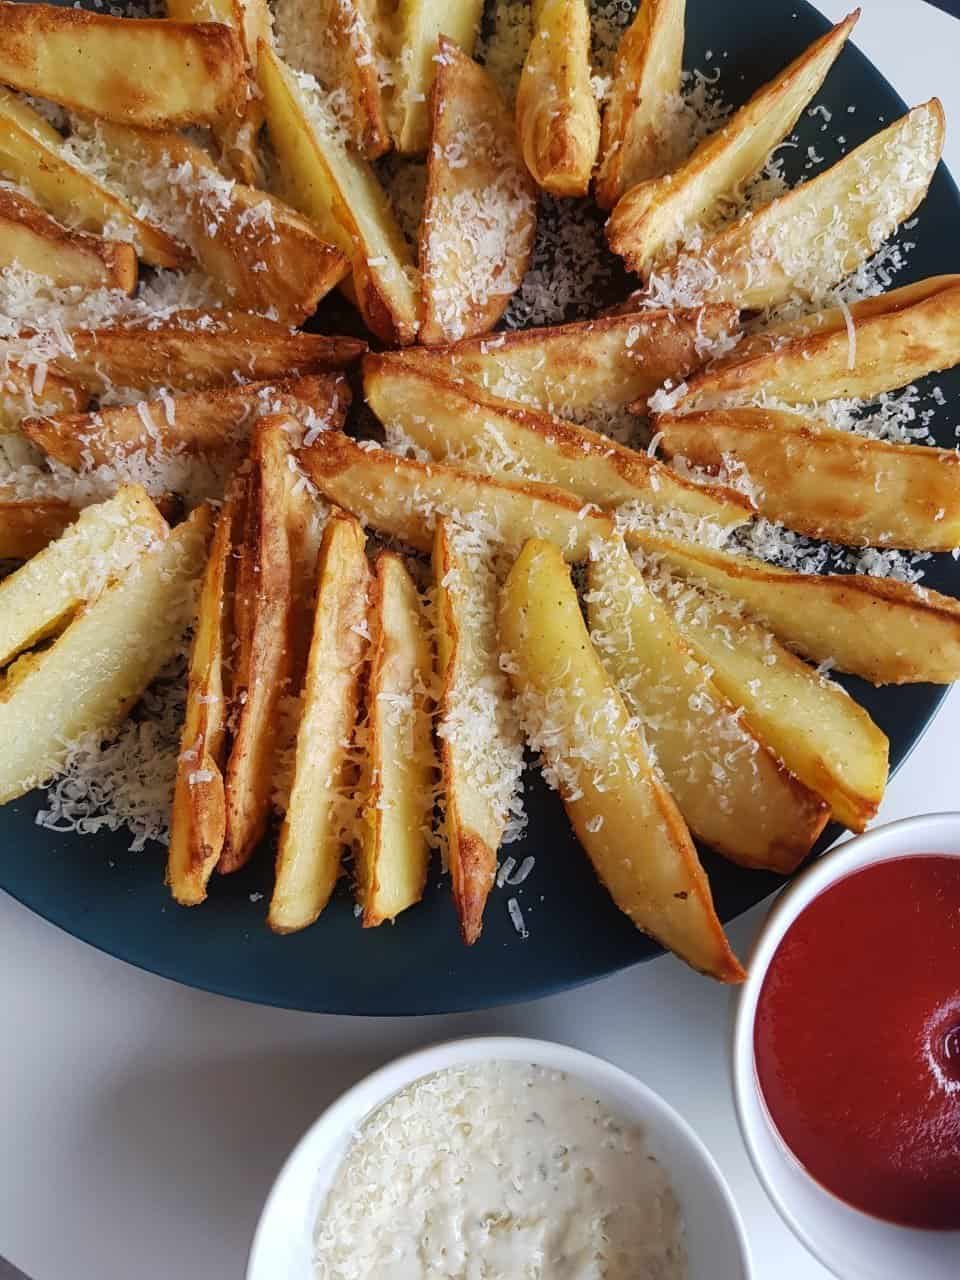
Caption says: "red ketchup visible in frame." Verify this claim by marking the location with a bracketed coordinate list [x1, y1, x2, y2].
[754, 854, 960, 1229]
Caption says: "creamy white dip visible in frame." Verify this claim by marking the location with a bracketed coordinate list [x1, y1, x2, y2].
[313, 1060, 688, 1279]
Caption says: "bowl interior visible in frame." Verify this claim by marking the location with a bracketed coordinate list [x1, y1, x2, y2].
[248, 1036, 751, 1280]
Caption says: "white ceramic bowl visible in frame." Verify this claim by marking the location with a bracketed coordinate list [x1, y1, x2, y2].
[732, 813, 960, 1280]
[248, 1035, 751, 1280]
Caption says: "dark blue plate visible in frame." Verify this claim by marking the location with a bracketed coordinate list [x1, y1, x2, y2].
[2, 0, 958, 1013]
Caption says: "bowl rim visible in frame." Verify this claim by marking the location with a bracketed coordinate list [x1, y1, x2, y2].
[731, 812, 960, 1277]
[247, 1033, 752, 1280]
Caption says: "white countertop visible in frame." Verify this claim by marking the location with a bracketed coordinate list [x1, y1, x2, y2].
[2, 3, 958, 1277]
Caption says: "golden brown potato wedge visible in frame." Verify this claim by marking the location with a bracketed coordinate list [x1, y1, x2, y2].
[0, 498, 78, 560]
[433, 518, 524, 944]
[0, 363, 90, 434]
[607, 12, 858, 274]
[389, 0, 484, 154]
[499, 538, 744, 982]
[658, 101, 945, 310]
[680, 275, 960, 409]
[0, 485, 166, 670]
[0, 6, 245, 128]
[648, 570, 889, 830]
[516, 0, 599, 197]
[632, 530, 960, 684]
[0, 90, 188, 269]
[0, 504, 210, 805]
[259, 43, 420, 345]
[298, 430, 615, 557]
[595, 0, 685, 210]
[0, 187, 137, 293]
[269, 511, 371, 932]
[587, 539, 828, 871]
[419, 37, 537, 346]
[657, 406, 960, 550]
[23, 373, 349, 470]
[364, 356, 752, 528]
[358, 552, 435, 927]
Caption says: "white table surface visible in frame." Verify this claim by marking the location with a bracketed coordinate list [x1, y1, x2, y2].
[2, 3, 958, 1277]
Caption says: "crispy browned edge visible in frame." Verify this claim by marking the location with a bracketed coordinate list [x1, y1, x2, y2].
[0, 499, 79, 559]
[0, 187, 138, 292]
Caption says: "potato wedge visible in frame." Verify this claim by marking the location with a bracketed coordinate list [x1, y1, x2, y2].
[680, 275, 960, 409]
[269, 511, 370, 932]
[658, 101, 945, 310]
[358, 552, 435, 927]
[0, 363, 89, 434]
[0, 485, 166, 670]
[648, 570, 888, 830]
[23, 373, 349, 471]
[364, 356, 752, 528]
[0, 90, 187, 269]
[390, 0, 484, 154]
[298, 430, 615, 557]
[419, 37, 536, 346]
[499, 538, 744, 982]
[0, 498, 78, 560]
[657, 406, 960, 551]
[631, 530, 960, 684]
[587, 539, 828, 870]
[607, 12, 858, 274]
[381, 306, 739, 423]
[0, 504, 210, 805]
[595, 0, 685, 210]
[166, 487, 241, 906]
[433, 518, 524, 944]
[516, 0, 599, 197]
[0, 6, 245, 128]
[259, 43, 420, 345]
[0, 187, 136, 293]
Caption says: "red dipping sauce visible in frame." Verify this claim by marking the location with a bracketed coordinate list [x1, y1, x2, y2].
[754, 854, 960, 1230]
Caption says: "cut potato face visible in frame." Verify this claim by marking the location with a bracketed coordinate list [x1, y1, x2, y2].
[648, 569, 889, 830]
[298, 429, 615, 557]
[516, 0, 600, 197]
[0, 6, 245, 128]
[420, 37, 537, 346]
[0, 498, 78, 560]
[389, 0, 484, 154]
[0, 485, 166, 671]
[657, 406, 960, 551]
[358, 552, 435, 927]
[499, 538, 744, 982]
[632, 530, 960, 685]
[0, 187, 137, 293]
[259, 43, 420, 345]
[607, 12, 858, 274]
[269, 511, 370, 933]
[0, 504, 210, 805]
[364, 357, 752, 529]
[595, 0, 685, 210]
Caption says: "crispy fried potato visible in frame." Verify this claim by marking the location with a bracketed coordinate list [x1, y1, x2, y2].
[0, 90, 187, 269]
[516, 0, 599, 197]
[298, 430, 615, 557]
[0, 485, 166, 670]
[595, 0, 685, 210]
[587, 539, 828, 871]
[381, 307, 739, 422]
[607, 12, 858, 274]
[358, 552, 435, 927]
[632, 530, 960, 684]
[499, 538, 744, 981]
[680, 275, 960, 409]
[0, 498, 78, 560]
[657, 406, 960, 550]
[0, 504, 210, 805]
[364, 356, 752, 528]
[420, 37, 537, 346]
[659, 102, 945, 310]
[0, 363, 90, 434]
[389, 0, 484, 154]
[648, 570, 889, 830]
[23, 373, 349, 470]
[269, 511, 370, 932]
[0, 6, 244, 128]
[166, 487, 241, 905]
[259, 43, 420, 345]
[0, 187, 137, 293]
